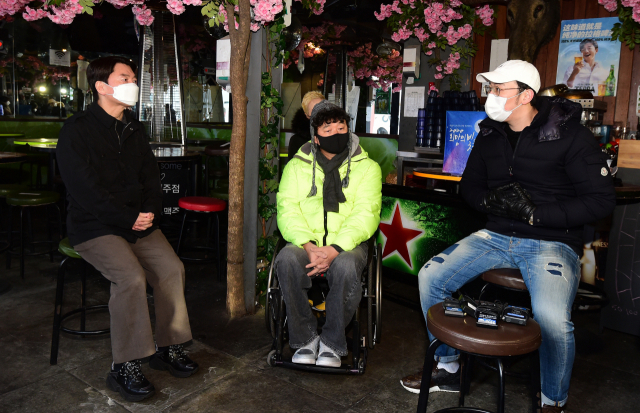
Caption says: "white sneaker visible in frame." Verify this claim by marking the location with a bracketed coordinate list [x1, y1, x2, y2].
[292, 336, 319, 365]
[315, 341, 341, 368]
[292, 348, 317, 365]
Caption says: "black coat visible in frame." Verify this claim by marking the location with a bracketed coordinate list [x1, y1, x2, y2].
[57, 103, 162, 246]
[288, 107, 311, 159]
[461, 96, 616, 254]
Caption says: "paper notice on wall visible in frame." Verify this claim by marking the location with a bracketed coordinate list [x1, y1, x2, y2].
[216, 36, 231, 93]
[636, 85, 640, 117]
[347, 86, 360, 131]
[49, 49, 70, 67]
[403, 86, 425, 118]
[489, 39, 509, 71]
[480, 39, 509, 97]
[77, 60, 90, 92]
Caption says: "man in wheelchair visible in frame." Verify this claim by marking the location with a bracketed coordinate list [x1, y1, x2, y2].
[275, 102, 382, 368]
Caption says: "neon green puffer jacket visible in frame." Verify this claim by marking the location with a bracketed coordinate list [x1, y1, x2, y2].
[277, 135, 382, 251]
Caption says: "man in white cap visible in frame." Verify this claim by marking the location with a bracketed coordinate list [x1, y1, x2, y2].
[400, 60, 615, 412]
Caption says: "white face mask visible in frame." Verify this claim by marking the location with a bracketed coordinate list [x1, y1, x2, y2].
[484, 90, 524, 122]
[103, 82, 139, 106]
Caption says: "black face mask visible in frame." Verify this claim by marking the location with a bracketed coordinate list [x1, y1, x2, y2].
[316, 132, 350, 154]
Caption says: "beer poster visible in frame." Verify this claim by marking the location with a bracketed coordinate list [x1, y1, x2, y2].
[555, 17, 621, 96]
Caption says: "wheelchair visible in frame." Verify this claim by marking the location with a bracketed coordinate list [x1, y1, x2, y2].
[264, 235, 382, 374]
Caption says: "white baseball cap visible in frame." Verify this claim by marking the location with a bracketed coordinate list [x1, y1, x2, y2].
[476, 60, 541, 93]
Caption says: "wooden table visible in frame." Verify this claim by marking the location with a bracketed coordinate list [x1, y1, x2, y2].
[0, 152, 28, 164]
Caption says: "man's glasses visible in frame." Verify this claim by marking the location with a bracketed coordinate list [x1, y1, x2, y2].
[483, 85, 522, 96]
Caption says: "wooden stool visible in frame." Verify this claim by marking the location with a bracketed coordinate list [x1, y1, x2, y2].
[50, 238, 110, 365]
[481, 268, 527, 291]
[416, 304, 541, 413]
[176, 196, 227, 280]
[5, 190, 62, 279]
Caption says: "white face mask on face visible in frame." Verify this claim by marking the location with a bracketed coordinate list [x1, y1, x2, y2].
[484, 90, 524, 122]
[103, 82, 139, 106]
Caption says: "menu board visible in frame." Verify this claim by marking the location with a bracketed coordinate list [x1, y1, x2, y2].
[158, 160, 191, 217]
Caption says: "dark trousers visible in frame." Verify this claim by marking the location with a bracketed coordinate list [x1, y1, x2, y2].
[74, 230, 192, 363]
[275, 243, 367, 356]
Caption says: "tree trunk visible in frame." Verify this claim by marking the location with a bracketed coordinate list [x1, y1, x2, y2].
[226, 0, 252, 318]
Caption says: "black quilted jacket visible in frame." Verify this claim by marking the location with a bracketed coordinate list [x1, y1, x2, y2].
[460, 96, 616, 254]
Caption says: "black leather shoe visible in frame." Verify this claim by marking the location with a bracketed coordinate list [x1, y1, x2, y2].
[106, 360, 155, 402]
[149, 344, 199, 378]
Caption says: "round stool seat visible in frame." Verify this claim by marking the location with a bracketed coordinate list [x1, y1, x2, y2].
[427, 304, 541, 357]
[481, 268, 527, 291]
[59, 238, 81, 259]
[205, 142, 230, 157]
[179, 196, 226, 212]
[6, 190, 60, 206]
[0, 184, 29, 198]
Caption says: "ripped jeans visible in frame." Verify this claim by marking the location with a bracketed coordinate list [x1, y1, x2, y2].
[418, 230, 580, 408]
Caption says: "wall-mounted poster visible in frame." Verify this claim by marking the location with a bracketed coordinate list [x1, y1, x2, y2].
[556, 17, 621, 96]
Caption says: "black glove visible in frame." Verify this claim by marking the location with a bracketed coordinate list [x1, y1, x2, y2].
[482, 182, 536, 223]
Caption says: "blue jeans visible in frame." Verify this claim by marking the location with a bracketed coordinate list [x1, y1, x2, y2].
[418, 230, 581, 408]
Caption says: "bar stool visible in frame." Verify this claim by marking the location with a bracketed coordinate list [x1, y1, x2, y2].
[478, 268, 529, 302]
[5, 190, 62, 279]
[176, 196, 227, 280]
[416, 303, 541, 413]
[50, 237, 110, 365]
[0, 184, 28, 254]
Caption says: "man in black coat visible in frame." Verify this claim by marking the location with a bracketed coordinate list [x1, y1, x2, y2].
[400, 60, 615, 413]
[57, 56, 198, 403]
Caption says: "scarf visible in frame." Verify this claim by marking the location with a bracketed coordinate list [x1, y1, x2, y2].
[313, 145, 350, 213]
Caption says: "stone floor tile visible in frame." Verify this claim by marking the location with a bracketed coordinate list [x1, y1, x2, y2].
[0, 371, 129, 413]
[165, 369, 349, 413]
[67, 340, 243, 412]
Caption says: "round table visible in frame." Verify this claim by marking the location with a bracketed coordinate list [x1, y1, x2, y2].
[0, 133, 25, 138]
[0, 152, 28, 164]
[12, 139, 58, 190]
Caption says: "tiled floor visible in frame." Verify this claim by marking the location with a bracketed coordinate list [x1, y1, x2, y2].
[1, 242, 639, 412]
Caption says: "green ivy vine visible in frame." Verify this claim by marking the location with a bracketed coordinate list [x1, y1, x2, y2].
[256, 15, 287, 302]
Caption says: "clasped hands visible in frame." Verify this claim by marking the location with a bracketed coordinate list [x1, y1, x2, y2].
[303, 242, 339, 277]
[132, 212, 154, 231]
[481, 182, 536, 224]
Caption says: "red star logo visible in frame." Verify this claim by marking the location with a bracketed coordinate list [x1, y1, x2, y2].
[379, 203, 424, 269]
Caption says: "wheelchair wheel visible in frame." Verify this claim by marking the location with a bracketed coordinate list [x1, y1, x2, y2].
[266, 349, 277, 367]
[367, 243, 382, 349]
[265, 237, 286, 336]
